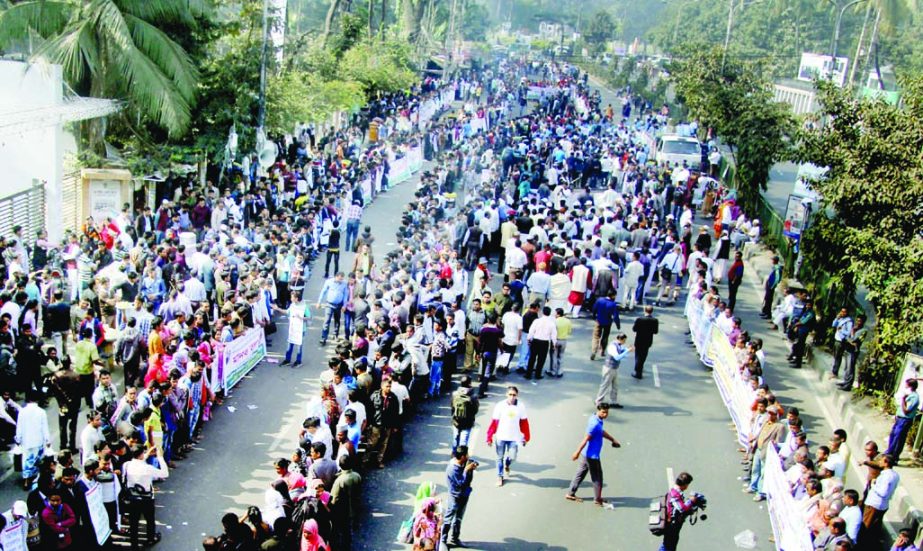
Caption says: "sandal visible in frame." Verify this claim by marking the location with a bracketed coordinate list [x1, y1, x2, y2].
[564, 494, 582, 502]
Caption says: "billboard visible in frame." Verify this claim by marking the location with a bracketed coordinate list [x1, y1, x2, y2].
[797, 53, 849, 88]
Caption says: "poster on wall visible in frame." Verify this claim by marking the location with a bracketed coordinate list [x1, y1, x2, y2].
[89, 180, 122, 222]
[783, 194, 810, 239]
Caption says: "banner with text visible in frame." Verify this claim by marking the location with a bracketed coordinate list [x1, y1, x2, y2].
[765, 446, 814, 551]
[222, 327, 267, 391]
[85, 484, 113, 545]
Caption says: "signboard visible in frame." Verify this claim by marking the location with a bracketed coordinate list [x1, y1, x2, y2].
[85, 484, 113, 545]
[782, 194, 810, 239]
[0, 518, 27, 551]
[797, 53, 849, 88]
[88, 180, 122, 222]
[765, 446, 814, 551]
[222, 327, 267, 391]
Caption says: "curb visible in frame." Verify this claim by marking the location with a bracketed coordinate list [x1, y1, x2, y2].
[742, 245, 923, 540]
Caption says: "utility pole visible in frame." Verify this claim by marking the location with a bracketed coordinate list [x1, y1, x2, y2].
[257, 0, 269, 132]
[848, 1, 873, 88]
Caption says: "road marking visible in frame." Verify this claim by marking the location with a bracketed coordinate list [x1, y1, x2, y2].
[666, 467, 674, 487]
[653, 364, 661, 388]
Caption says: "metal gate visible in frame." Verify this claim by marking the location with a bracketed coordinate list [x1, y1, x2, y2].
[60, 171, 81, 236]
[0, 181, 46, 246]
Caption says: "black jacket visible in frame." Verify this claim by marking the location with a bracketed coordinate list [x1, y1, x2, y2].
[632, 315, 659, 350]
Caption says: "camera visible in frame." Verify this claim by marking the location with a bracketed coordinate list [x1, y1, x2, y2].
[691, 492, 707, 522]
[469, 460, 479, 467]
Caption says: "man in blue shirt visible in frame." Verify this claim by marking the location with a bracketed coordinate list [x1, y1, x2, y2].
[590, 290, 620, 361]
[565, 403, 620, 506]
[886, 379, 920, 462]
[443, 445, 477, 548]
[316, 272, 348, 345]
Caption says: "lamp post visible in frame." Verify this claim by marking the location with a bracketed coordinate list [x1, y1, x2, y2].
[831, 0, 867, 60]
[722, 0, 765, 68]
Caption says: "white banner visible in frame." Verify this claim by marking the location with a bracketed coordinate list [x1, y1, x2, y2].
[765, 446, 814, 551]
[85, 483, 113, 546]
[221, 327, 267, 391]
[0, 518, 27, 551]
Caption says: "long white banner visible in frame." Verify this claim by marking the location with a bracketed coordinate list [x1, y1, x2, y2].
[221, 327, 267, 391]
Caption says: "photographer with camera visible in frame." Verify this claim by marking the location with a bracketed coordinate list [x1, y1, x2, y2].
[442, 445, 478, 549]
[660, 472, 705, 551]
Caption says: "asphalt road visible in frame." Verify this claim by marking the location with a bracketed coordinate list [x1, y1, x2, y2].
[0, 86, 778, 550]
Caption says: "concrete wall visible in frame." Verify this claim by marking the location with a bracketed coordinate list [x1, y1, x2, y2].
[0, 60, 78, 243]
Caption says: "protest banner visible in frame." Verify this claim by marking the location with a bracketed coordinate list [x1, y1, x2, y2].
[85, 484, 113, 546]
[222, 327, 267, 391]
[765, 447, 814, 551]
[0, 518, 26, 551]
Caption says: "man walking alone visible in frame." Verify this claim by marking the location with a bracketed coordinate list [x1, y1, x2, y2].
[631, 305, 659, 379]
[565, 403, 621, 506]
[596, 334, 633, 409]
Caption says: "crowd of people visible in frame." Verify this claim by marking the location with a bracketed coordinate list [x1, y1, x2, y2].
[0, 49, 916, 551]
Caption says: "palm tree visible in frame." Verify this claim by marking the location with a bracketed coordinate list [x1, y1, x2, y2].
[0, 0, 202, 139]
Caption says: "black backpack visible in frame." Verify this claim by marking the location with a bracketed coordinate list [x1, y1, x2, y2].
[648, 492, 670, 536]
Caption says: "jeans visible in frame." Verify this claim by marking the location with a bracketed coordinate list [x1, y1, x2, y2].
[324, 250, 340, 277]
[452, 427, 472, 451]
[748, 451, 765, 496]
[442, 494, 469, 543]
[345, 220, 360, 252]
[831, 340, 847, 376]
[886, 416, 914, 460]
[478, 352, 496, 397]
[321, 304, 342, 341]
[284, 342, 303, 364]
[344, 310, 354, 338]
[516, 338, 530, 369]
[429, 359, 444, 396]
[495, 440, 518, 477]
[549, 341, 567, 376]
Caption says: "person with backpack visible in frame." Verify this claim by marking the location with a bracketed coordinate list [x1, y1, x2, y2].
[451, 376, 479, 452]
[657, 471, 703, 551]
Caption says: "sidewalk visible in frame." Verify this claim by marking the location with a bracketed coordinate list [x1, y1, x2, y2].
[739, 242, 923, 541]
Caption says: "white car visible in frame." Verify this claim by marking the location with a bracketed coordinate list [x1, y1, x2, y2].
[655, 135, 702, 169]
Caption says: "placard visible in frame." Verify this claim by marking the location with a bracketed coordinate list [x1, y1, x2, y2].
[0, 518, 27, 551]
[89, 180, 122, 222]
[85, 483, 113, 546]
[222, 327, 267, 391]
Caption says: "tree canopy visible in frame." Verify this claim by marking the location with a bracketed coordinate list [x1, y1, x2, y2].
[796, 77, 923, 390]
[671, 46, 795, 215]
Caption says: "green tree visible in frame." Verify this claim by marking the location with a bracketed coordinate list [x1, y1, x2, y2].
[672, 46, 795, 215]
[796, 77, 923, 392]
[583, 9, 616, 55]
[0, 0, 203, 139]
[340, 39, 418, 96]
[266, 71, 364, 133]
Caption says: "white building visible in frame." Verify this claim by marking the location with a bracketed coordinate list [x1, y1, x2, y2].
[0, 59, 119, 245]
[772, 78, 820, 116]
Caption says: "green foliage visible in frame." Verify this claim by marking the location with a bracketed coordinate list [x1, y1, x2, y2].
[462, 1, 491, 41]
[0, 0, 203, 137]
[672, 46, 795, 216]
[329, 12, 366, 58]
[795, 78, 923, 391]
[340, 39, 418, 96]
[583, 9, 616, 55]
[266, 72, 364, 132]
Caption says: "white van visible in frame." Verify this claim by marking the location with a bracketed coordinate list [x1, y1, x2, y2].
[655, 134, 702, 169]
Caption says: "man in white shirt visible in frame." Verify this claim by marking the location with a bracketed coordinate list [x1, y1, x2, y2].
[505, 241, 528, 277]
[124, 446, 168, 548]
[183, 274, 207, 304]
[839, 489, 862, 543]
[656, 245, 685, 306]
[486, 386, 531, 487]
[14, 392, 50, 489]
[526, 306, 557, 380]
[500, 304, 523, 372]
[621, 252, 644, 311]
[80, 410, 104, 465]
